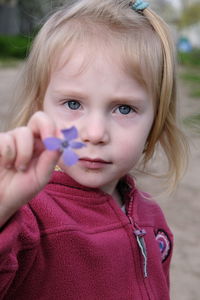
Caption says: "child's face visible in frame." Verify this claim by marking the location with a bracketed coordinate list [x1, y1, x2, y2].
[43, 47, 154, 196]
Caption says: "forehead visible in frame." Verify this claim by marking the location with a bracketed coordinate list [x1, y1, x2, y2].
[49, 44, 147, 95]
[46, 21, 163, 105]
[40, 13, 164, 106]
[51, 37, 145, 85]
[55, 43, 120, 75]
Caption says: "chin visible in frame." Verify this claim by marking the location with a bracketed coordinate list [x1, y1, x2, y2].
[71, 173, 108, 190]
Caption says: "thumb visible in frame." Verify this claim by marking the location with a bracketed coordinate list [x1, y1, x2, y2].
[35, 149, 62, 187]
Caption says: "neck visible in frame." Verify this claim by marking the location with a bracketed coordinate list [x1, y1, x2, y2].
[112, 189, 123, 207]
[101, 184, 123, 207]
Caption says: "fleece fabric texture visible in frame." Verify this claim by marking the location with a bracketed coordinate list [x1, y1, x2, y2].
[0, 171, 173, 299]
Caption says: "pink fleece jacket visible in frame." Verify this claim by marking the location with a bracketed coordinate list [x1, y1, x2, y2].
[0, 171, 173, 299]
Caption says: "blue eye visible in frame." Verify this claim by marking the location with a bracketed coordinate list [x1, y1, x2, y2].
[118, 105, 132, 115]
[66, 100, 81, 110]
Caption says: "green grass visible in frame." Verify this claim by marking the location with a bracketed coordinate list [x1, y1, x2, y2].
[179, 68, 200, 99]
[180, 73, 200, 83]
[0, 35, 33, 67]
[0, 57, 23, 68]
[183, 113, 200, 131]
[0, 35, 32, 59]
[190, 90, 200, 98]
[178, 49, 200, 67]
[179, 66, 200, 130]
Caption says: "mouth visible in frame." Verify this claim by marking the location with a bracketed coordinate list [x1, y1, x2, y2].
[78, 157, 112, 169]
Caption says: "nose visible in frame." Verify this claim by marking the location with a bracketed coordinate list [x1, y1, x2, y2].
[79, 114, 110, 145]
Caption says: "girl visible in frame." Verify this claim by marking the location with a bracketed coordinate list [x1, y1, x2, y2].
[0, 0, 187, 299]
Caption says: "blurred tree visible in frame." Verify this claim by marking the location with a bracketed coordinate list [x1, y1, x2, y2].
[149, 0, 176, 23]
[179, 0, 199, 9]
[178, 2, 200, 28]
[0, 0, 17, 4]
[18, 0, 73, 34]
[0, 0, 19, 35]
[18, 0, 43, 34]
[0, 0, 70, 35]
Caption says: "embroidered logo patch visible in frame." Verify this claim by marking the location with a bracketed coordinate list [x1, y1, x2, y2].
[155, 230, 171, 262]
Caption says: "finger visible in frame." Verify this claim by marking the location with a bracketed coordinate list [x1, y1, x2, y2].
[35, 148, 62, 187]
[11, 127, 34, 171]
[27, 111, 57, 140]
[0, 133, 16, 168]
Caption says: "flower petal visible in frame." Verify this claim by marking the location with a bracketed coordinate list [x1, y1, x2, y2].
[43, 137, 61, 150]
[69, 141, 86, 149]
[61, 126, 78, 141]
[62, 148, 79, 166]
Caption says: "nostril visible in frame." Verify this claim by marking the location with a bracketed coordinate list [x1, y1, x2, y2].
[79, 118, 110, 145]
[82, 131, 109, 145]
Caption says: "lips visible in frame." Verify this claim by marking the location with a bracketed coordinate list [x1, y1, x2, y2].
[79, 157, 111, 169]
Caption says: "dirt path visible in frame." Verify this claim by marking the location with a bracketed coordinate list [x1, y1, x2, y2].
[0, 66, 200, 300]
[0, 66, 22, 130]
[164, 86, 200, 300]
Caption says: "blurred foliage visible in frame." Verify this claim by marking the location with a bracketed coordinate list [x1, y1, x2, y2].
[180, 64, 200, 131]
[178, 2, 200, 28]
[179, 66, 200, 101]
[178, 49, 200, 66]
[0, 0, 17, 4]
[180, 72, 200, 82]
[0, 0, 68, 35]
[183, 113, 200, 131]
[0, 35, 32, 58]
[190, 90, 200, 98]
[146, 0, 176, 23]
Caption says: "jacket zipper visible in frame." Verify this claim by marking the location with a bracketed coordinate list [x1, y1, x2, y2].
[127, 197, 148, 278]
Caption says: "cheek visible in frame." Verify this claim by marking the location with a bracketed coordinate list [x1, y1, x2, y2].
[43, 107, 71, 130]
[114, 126, 151, 163]
[117, 140, 144, 163]
[43, 102, 80, 130]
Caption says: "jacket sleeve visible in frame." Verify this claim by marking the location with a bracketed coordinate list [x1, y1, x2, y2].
[155, 222, 174, 288]
[0, 206, 39, 298]
[152, 202, 174, 288]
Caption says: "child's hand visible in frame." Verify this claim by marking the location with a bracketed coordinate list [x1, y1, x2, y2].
[0, 111, 61, 227]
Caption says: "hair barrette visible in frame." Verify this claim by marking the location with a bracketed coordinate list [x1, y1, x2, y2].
[130, 0, 149, 12]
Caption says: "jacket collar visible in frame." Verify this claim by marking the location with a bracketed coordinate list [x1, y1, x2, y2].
[48, 171, 136, 207]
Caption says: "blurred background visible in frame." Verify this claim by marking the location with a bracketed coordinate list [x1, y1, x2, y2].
[0, 0, 200, 299]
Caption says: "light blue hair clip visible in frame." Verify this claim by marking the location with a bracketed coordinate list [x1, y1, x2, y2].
[130, 0, 149, 12]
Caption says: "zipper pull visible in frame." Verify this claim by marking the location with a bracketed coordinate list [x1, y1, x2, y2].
[134, 229, 148, 278]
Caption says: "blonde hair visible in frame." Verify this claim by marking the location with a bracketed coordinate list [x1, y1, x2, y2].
[10, 0, 188, 191]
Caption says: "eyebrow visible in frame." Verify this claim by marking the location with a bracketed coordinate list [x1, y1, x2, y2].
[51, 88, 87, 99]
[51, 87, 148, 105]
[111, 95, 147, 103]
[106, 92, 150, 108]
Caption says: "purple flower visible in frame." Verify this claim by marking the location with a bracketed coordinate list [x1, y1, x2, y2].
[43, 126, 85, 166]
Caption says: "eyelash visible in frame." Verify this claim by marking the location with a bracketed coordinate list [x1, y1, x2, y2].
[63, 100, 82, 110]
[63, 100, 137, 115]
[115, 105, 136, 115]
